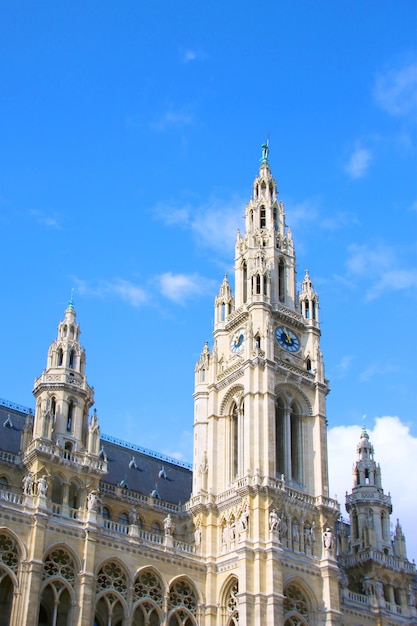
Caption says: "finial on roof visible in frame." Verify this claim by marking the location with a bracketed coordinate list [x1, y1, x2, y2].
[260, 136, 270, 165]
[68, 288, 75, 311]
[362, 413, 367, 432]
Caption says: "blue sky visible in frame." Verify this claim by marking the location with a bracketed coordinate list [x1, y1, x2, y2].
[1, 2, 416, 558]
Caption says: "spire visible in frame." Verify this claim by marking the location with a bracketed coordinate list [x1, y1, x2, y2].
[260, 138, 269, 165]
[214, 274, 234, 327]
[67, 288, 75, 312]
[299, 270, 319, 323]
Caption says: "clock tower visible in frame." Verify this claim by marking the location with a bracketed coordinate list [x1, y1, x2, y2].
[191, 143, 341, 625]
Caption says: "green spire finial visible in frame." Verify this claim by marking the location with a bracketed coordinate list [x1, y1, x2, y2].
[260, 136, 270, 164]
[68, 288, 75, 311]
[362, 413, 367, 432]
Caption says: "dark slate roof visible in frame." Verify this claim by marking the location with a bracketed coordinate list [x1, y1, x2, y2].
[0, 401, 28, 455]
[0, 398, 192, 506]
[100, 437, 192, 505]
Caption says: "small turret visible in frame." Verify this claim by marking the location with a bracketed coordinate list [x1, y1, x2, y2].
[31, 296, 95, 452]
[299, 270, 319, 324]
[346, 426, 393, 554]
[214, 274, 234, 327]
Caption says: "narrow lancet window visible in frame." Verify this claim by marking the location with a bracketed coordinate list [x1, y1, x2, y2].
[278, 259, 285, 303]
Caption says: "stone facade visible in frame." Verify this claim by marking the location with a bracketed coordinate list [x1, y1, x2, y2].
[0, 146, 415, 625]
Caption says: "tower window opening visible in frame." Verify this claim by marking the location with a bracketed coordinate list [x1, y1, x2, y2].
[243, 262, 247, 303]
[221, 303, 226, 322]
[278, 259, 285, 303]
[305, 301, 310, 318]
[260, 206, 266, 229]
[63, 325, 67, 337]
[231, 403, 239, 480]
[256, 274, 261, 295]
[254, 334, 261, 350]
[365, 468, 370, 484]
[306, 357, 312, 372]
[57, 348, 64, 366]
[263, 275, 268, 296]
[312, 301, 317, 320]
[50, 397, 56, 419]
[69, 326, 74, 339]
[67, 401, 74, 432]
[273, 207, 278, 230]
[269, 184, 274, 200]
[69, 349, 76, 369]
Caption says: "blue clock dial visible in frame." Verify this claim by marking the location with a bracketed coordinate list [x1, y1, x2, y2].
[275, 326, 300, 353]
[230, 329, 245, 354]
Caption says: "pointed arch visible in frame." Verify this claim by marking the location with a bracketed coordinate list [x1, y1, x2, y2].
[133, 567, 164, 625]
[274, 386, 312, 486]
[40, 546, 79, 626]
[0, 530, 22, 624]
[95, 559, 129, 626]
[220, 576, 239, 626]
[219, 385, 245, 417]
[283, 578, 316, 626]
[167, 576, 199, 626]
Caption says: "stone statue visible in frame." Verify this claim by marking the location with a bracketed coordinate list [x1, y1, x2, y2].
[269, 509, 280, 532]
[87, 490, 98, 511]
[292, 522, 300, 542]
[37, 475, 48, 497]
[164, 514, 173, 536]
[323, 527, 333, 550]
[238, 507, 249, 532]
[194, 526, 201, 546]
[22, 473, 34, 495]
[129, 507, 137, 525]
[375, 580, 384, 598]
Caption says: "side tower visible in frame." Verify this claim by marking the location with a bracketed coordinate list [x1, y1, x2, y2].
[338, 427, 417, 621]
[18, 299, 106, 626]
[21, 296, 105, 481]
[191, 145, 340, 625]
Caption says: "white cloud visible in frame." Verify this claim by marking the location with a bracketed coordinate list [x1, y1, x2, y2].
[346, 242, 394, 277]
[359, 361, 396, 382]
[29, 209, 61, 229]
[366, 268, 417, 300]
[328, 416, 417, 562]
[345, 243, 417, 300]
[157, 272, 216, 303]
[73, 277, 148, 307]
[181, 48, 207, 64]
[374, 62, 417, 117]
[156, 196, 245, 256]
[151, 109, 193, 132]
[332, 355, 353, 379]
[345, 146, 372, 179]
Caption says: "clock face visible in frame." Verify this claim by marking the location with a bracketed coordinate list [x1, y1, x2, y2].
[275, 326, 300, 353]
[230, 328, 245, 354]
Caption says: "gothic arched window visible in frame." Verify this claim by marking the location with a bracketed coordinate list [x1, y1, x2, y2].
[278, 259, 285, 303]
[231, 403, 239, 481]
[275, 397, 304, 486]
[260, 206, 266, 229]
[69, 349, 76, 369]
[67, 401, 74, 432]
[283, 583, 309, 625]
[168, 578, 198, 626]
[255, 274, 261, 295]
[242, 262, 247, 304]
[225, 578, 239, 626]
